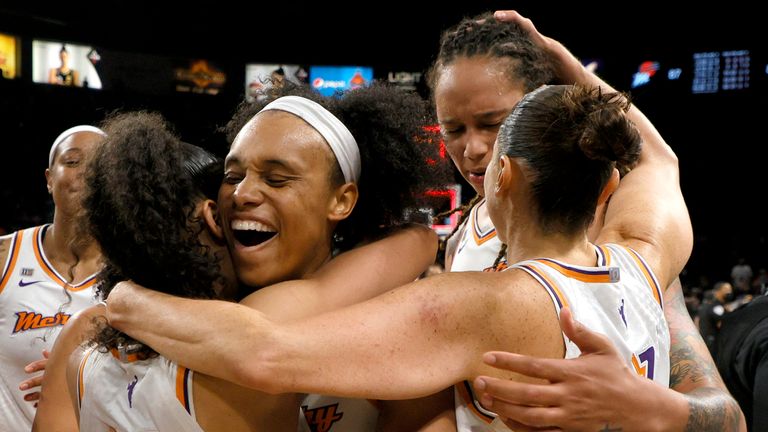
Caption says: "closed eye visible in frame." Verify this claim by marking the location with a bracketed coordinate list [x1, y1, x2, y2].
[265, 176, 291, 187]
[223, 172, 243, 184]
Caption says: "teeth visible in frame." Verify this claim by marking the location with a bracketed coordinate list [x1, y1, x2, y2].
[231, 220, 276, 232]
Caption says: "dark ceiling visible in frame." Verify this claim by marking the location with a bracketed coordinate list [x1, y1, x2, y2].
[0, 1, 760, 69]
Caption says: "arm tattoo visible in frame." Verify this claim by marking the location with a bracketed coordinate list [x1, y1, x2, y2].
[685, 388, 741, 432]
[666, 282, 723, 389]
[664, 280, 744, 431]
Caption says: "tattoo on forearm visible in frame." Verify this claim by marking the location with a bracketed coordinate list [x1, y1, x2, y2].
[663, 281, 743, 431]
[685, 388, 741, 432]
[667, 284, 724, 389]
[669, 332, 721, 388]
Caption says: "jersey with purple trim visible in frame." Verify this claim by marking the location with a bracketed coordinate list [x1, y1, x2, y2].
[455, 243, 670, 431]
[449, 200, 503, 273]
[0, 225, 98, 431]
[77, 347, 201, 432]
[298, 394, 378, 432]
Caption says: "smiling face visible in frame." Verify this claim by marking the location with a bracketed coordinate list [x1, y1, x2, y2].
[45, 131, 103, 218]
[219, 110, 342, 288]
[434, 56, 527, 197]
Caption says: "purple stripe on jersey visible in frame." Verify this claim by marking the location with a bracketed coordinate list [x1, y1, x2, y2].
[520, 264, 563, 309]
[182, 368, 192, 414]
[537, 258, 612, 276]
[626, 247, 663, 311]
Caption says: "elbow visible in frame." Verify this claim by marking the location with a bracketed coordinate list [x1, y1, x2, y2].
[105, 303, 127, 332]
[104, 282, 134, 331]
[230, 347, 291, 395]
[422, 226, 439, 259]
[412, 223, 439, 263]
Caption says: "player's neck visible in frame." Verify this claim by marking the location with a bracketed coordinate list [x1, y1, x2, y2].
[505, 229, 595, 268]
[43, 219, 101, 282]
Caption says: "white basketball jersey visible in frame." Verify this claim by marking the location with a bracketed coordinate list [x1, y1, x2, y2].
[298, 395, 378, 432]
[77, 347, 201, 432]
[0, 225, 98, 431]
[449, 201, 503, 273]
[455, 243, 670, 431]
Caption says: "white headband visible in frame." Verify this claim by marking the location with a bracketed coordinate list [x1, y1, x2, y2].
[49, 125, 107, 167]
[259, 96, 361, 183]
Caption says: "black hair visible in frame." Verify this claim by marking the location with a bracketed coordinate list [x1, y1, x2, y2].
[225, 81, 451, 251]
[497, 85, 641, 235]
[427, 12, 554, 97]
[427, 12, 555, 249]
[85, 111, 225, 356]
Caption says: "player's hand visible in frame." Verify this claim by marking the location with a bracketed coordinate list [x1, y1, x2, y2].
[19, 349, 50, 406]
[474, 308, 650, 431]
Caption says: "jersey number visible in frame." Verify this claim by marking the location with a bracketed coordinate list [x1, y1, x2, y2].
[631, 346, 655, 380]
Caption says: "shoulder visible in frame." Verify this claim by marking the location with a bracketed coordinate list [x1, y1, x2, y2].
[65, 344, 93, 411]
[0, 231, 17, 272]
[473, 267, 564, 360]
[59, 305, 106, 384]
[429, 268, 555, 323]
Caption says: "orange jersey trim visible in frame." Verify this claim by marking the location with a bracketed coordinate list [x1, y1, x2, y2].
[109, 347, 144, 363]
[77, 348, 97, 409]
[470, 203, 497, 245]
[176, 366, 192, 414]
[596, 244, 612, 266]
[0, 230, 23, 295]
[621, 246, 663, 309]
[32, 226, 97, 291]
[519, 264, 570, 310]
[456, 381, 494, 423]
[534, 259, 616, 283]
[631, 353, 648, 376]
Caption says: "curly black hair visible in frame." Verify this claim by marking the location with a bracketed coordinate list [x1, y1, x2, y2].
[225, 81, 452, 250]
[84, 111, 225, 356]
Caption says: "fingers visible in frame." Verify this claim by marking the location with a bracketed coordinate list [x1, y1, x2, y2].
[490, 403, 564, 430]
[493, 10, 523, 22]
[474, 375, 559, 407]
[19, 373, 44, 391]
[482, 351, 567, 382]
[23, 391, 41, 402]
[559, 307, 616, 355]
[493, 10, 537, 32]
[24, 358, 48, 374]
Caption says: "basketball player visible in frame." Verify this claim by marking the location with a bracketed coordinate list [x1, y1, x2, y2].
[411, 10, 743, 431]
[467, 11, 746, 431]
[0, 125, 104, 431]
[35, 82, 447, 431]
[106, 42, 692, 432]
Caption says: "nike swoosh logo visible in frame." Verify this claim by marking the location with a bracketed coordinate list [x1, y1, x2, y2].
[18, 279, 44, 287]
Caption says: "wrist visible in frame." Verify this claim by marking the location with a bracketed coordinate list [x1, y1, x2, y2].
[646, 379, 690, 432]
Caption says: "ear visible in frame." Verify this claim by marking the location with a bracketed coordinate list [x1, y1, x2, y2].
[327, 182, 359, 222]
[200, 199, 225, 242]
[45, 168, 53, 194]
[597, 168, 620, 206]
[494, 155, 517, 196]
